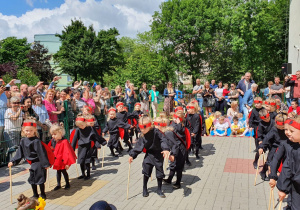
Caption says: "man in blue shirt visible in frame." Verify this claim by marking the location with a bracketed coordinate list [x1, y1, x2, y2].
[237, 72, 255, 113]
[242, 83, 258, 119]
[210, 80, 218, 89]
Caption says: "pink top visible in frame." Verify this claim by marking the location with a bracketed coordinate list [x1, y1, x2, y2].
[43, 100, 58, 123]
[82, 98, 95, 112]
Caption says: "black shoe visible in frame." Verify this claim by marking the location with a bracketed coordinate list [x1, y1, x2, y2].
[173, 184, 181, 189]
[143, 189, 149, 197]
[286, 205, 292, 210]
[31, 195, 39, 199]
[163, 179, 171, 184]
[64, 184, 70, 190]
[199, 146, 203, 150]
[117, 153, 123, 157]
[260, 171, 267, 181]
[40, 194, 46, 200]
[186, 161, 192, 166]
[84, 176, 90, 180]
[53, 185, 61, 191]
[253, 162, 257, 169]
[92, 165, 96, 170]
[78, 175, 85, 179]
[156, 190, 166, 198]
[196, 155, 200, 159]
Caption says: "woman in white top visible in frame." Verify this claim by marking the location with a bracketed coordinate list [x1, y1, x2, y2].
[214, 81, 225, 115]
[4, 96, 24, 148]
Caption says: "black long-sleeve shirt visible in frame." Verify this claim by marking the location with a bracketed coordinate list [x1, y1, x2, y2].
[185, 113, 200, 135]
[249, 107, 264, 128]
[259, 127, 288, 151]
[257, 119, 274, 143]
[102, 118, 131, 134]
[129, 128, 169, 159]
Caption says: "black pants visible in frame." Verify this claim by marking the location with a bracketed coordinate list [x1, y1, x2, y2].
[57, 169, 69, 186]
[215, 99, 225, 115]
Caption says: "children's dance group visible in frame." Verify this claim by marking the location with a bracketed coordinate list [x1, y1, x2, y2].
[7, 95, 300, 208]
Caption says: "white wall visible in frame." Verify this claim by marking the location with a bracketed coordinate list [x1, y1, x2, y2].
[288, 0, 300, 74]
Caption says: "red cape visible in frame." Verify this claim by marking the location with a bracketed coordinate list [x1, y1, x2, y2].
[119, 128, 125, 140]
[53, 139, 77, 170]
[184, 128, 191, 149]
[70, 129, 78, 149]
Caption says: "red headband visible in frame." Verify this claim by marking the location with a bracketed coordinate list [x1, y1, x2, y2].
[173, 114, 183, 121]
[276, 121, 284, 126]
[116, 103, 124, 108]
[285, 119, 300, 130]
[84, 106, 92, 113]
[254, 100, 262, 104]
[108, 108, 116, 113]
[23, 122, 37, 127]
[270, 102, 276, 106]
[135, 103, 141, 107]
[86, 119, 95, 122]
[186, 106, 195, 109]
[76, 118, 85, 122]
[138, 123, 152, 129]
[154, 122, 167, 127]
[260, 113, 270, 120]
[175, 107, 183, 112]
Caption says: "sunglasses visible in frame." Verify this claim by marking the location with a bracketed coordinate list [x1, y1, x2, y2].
[152, 87, 156, 88]
[12, 102, 20, 104]
[230, 86, 234, 87]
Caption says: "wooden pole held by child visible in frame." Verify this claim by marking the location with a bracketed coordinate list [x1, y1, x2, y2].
[102, 146, 105, 168]
[278, 200, 282, 210]
[127, 163, 131, 200]
[47, 169, 50, 188]
[254, 154, 262, 186]
[75, 164, 79, 177]
[9, 167, 12, 204]
[268, 188, 272, 210]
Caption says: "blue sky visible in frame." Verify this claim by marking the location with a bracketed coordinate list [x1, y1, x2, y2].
[0, 0, 163, 42]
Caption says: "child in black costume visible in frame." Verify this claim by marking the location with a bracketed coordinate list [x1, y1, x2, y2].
[249, 97, 264, 155]
[163, 112, 187, 189]
[185, 102, 201, 161]
[131, 102, 143, 140]
[128, 116, 170, 198]
[258, 114, 288, 181]
[264, 98, 277, 120]
[116, 102, 134, 151]
[277, 116, 300, 209]
[49, 123, 77, 190]
[85, 114, 107, 170]
[8, 118, 51, 199]
[102, 108, 131, 157]
[71, 114, 102, 180]
[254, 109, 274, 181]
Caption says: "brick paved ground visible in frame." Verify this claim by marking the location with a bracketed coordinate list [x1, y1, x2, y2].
[0, 136, 288, 210]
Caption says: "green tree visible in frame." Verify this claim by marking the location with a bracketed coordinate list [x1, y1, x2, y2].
[54, 19, 122, 83]
[0, 37, 31, 69]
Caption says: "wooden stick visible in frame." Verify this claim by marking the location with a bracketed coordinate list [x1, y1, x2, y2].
[164, 154, 169, 173]
[254, 154, 261, 186]
[272, 190, 275, 210]
[278, 201, 282, 210]
[127, 163, 131, 200]
[47, 169, 50, 188]
[268, 188, 272, 210]
[9, 167, 12, 204]
[102, 146, 105, 168]
[75, 164, 79, 177]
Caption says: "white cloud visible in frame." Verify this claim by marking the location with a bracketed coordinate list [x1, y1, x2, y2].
[0, 0, 164, 42]
[26, 0, 34, 7]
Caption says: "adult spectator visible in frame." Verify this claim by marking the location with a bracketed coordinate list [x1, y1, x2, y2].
[126, 83, 136, 113]
[57, 89, 75, 125]
[82, 89, 95, 112]
[284, 76, 292, 107]
[93, 89, 107, 129]
[28, 86, 37, 97]
[111, 85, 125, 107]
[227, 101, 239, 121]
[21, 97, 39, 120]
[270, 77, 284, 98]
[163, 82, 176, 116]
[20, 84, 28, 100]
[264, 81, 273, 99]
[288, 100, 300, 115]
[242, 83, 258, 119]
[4, 96, 24, 148]
[227, 83, 239, 102]
[202, 81, 215, 117]
[149, 85, 160, 118]
[10, 85, 19, 92]
[95, 85, 102, 92]
[284, 70, 300, 105]
[214, 81, 225, 115]
[103, 87, 111, 109]
[210, 80, 218, 89]
[192, 79, 204, 113]
[32, 94, 49, 141]
[72, 89, 87, 116]
[139, 83, 150, 114]
[236, 72, 255, 113]
[43, 89, 63, 123]
[125, 80, 130, 90]
[0, 84, 8, 152]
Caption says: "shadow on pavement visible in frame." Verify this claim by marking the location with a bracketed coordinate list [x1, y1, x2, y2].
[0, 181, 26, 192]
